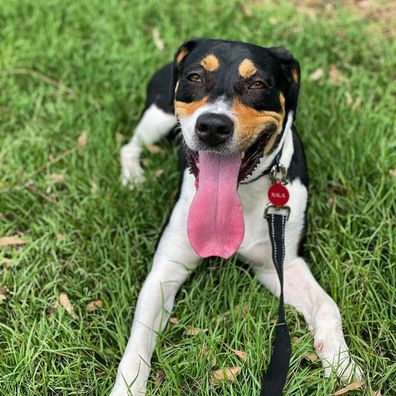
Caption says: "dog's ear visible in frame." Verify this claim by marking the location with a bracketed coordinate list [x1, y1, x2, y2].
[268, 47, 300, 116]
[169, 39, 203, 105]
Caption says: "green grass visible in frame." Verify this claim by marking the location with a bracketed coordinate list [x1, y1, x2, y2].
[0, 0, 395, 395]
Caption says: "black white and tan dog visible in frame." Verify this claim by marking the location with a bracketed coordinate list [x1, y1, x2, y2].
[111, 39, 362, 395]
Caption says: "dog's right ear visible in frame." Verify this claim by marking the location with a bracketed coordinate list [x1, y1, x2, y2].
[169, 39, 203, 105]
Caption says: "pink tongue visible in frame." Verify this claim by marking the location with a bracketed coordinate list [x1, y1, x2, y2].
[187, 152, 245, 259]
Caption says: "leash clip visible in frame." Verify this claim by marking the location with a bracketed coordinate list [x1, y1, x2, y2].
[270, 164, 288, 185]
[264, 204, 291, 220]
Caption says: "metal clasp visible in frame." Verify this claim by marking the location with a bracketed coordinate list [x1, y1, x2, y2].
[270, 164, 288, 185]
[264, 204, 291, 220]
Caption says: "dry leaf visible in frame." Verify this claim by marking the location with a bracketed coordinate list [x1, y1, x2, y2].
[169, 317, 179, 325]
[389, 168, 396, 177]
[1, 257, 14, 267]
[86, 299, 103, 311]
[152, 28, 164, 51]
[146, 144, 163, 154]
[186, 326, 208, 336]
[306, 353, 318, 362]
[48, 173, 65, 183]
[333, 381, 365, 395]
[154, 169, 165, 178]
[344, 91, 353, 106]
[211, 367, 241, 383]
[155, 370, 165, 386]
[116, 132, 126, 143]
[0, 286, 9, 302]
[329, 64, 348, 85]
[373, 390, 382, 396]
[309, 68, 324, 81]
[352, 97, 362, 109]
[233, 349, 247, 361]
[59, 292, 78, 319]
[77, 131, 88, 153]
[0, 236, 27, 246]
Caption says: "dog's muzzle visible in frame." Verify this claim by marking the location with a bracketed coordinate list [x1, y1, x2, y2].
[195, 112, 234, 147]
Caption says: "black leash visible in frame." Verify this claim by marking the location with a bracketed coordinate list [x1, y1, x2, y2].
[260, 163, 291, 396]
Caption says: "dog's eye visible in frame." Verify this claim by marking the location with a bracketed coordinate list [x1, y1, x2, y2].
[187, 73, 203, 83]
[249, 81, 266, 89]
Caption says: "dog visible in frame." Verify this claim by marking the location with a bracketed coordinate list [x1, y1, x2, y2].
[111, 39, 362, 395]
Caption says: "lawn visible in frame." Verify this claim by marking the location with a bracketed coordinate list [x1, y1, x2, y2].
[0, 0, 395, 395]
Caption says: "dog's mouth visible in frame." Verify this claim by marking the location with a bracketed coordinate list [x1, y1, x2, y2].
[185, 133, 273, 260]
[184, 131, 271, 183]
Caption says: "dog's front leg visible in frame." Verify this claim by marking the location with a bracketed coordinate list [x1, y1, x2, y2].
[255, 257, 363, 382]
[111, 185, 200, 396]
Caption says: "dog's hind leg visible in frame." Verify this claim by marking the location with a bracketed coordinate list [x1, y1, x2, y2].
[121, 64, 177, 186]
[111, 172, 200, 395]
[255, 257, 363, 382]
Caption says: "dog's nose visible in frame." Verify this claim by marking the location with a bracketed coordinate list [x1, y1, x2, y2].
[195, 113, 234, 146]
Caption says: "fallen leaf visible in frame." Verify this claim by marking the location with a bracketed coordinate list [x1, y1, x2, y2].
[344, 91, 353, 106]
[211, 367, 241, 383]
[373, 390, 382, 396]
[0, 286, 9, 302]
[154, 169, 165, 178]
[152, 28, 164, 51]
[186, 326, 208, 336]
[77, 131, 88, 153]
[59, 292, 78, 319]
[86, 299, 103, 311]
[233, 349, 247, 361]
[155, 370, 165, 386]
[169, 317, 179, 325]
[389, 168, 396, 177]
[309, 68, 324, 81]
[352, 97, 362, 109]
[1, 257, 14, 267]
[116, 132, 126, 143]
[329, 64, 348, 85]
[146, 144, 163, 154]
[0, 236, 27, 246]
[48, 173, 65, 183]
[333, 381, 365, 395]
[306, 353, 318, 362]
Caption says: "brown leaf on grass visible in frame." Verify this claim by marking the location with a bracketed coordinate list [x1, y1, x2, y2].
[59, 292, 78, 319]
[146, 144, 163, 154]
[389, 168, 396, 177]
[48, 173, 65, 183]
[0, 286, 9, 302]
[309, 68, 324, 81]
[329, 64, 348, 85]
[333, 381, 365, 395]
[169, 317, 179, 325]
[154, 169, 165, 178]
[306, 353, 318, 362]
[155, 370, 165, 386]
[373, 390, 382, 396]
[186, 326, 208, 336]
[225, 345, 247, 361]
[0, 236, 27, 246]
[152, 28, 164, 51]
[210, 367, 241, 384]
[77, 131, 88, 153]
[116, 132, 126, 143]
[86, 300, 103, 311]
[1, 257, 14, 267]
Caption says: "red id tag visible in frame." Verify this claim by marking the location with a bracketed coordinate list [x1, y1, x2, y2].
[268, 181, 289, 207]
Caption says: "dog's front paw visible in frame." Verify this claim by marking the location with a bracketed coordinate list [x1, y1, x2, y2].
[120, 144, 145, 187]
[315, 337, 363, 382]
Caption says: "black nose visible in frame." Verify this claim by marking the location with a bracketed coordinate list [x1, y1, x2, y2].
[195, 113, 234, 146]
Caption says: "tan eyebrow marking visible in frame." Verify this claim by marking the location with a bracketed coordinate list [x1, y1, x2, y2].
[176, 48, 189, 64]
[200, 54, 220, 71]
[238, 58, 257, 79]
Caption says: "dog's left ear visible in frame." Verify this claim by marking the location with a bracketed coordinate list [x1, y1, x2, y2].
[169, 39, 204, 105]
[268, 47, 300, 116]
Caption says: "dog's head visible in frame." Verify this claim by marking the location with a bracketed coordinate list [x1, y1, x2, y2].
[171, 38, 300, 181]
